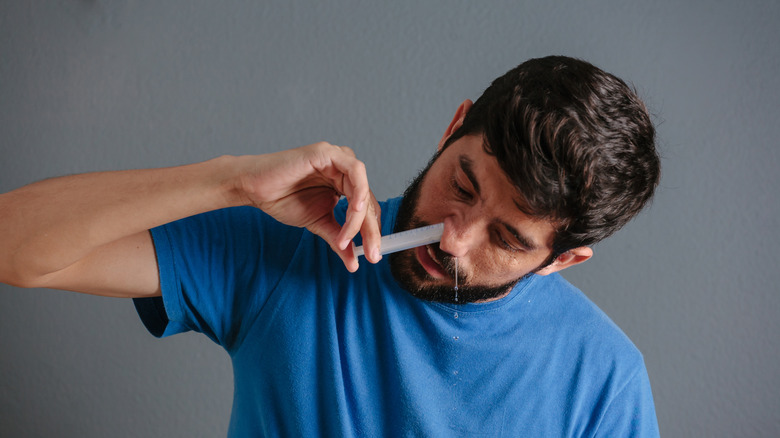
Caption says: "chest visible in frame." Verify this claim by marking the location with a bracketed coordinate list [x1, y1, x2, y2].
[229, 261, 597, 437]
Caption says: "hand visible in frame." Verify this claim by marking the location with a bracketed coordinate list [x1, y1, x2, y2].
[236, 142, 382, 272]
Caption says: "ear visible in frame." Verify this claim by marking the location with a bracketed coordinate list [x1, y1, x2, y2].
[438, 99, 473, 151]
[535, 246, 593, 276]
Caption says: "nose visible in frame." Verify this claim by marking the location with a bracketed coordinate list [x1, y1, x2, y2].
[437, 215, 486, 258]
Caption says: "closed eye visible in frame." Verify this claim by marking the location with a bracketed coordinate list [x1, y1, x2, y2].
[493, 229, 523, 252]
[451, 176, 473, 201]
[498, 223, 537, 252]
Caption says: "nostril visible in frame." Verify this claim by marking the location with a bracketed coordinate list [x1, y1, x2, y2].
[431, 244, 451, 264]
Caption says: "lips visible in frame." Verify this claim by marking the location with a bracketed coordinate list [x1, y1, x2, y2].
[415, 244, 449, 279]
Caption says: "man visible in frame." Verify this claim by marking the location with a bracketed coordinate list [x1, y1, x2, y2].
[0, 56, 660, 436]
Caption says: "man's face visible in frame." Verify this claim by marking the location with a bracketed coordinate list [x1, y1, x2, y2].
[389, 134, 558, 303]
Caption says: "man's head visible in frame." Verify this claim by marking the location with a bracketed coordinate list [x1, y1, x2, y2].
[390, 56, 660, 303]
[445, 55, 660, 259]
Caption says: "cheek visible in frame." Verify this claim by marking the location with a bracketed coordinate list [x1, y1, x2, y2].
[465, 248, 535, 285]
[417, 179, 453, 220]
[463, 248, 503, 281]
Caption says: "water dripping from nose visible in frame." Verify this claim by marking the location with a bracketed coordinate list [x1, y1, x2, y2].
[454, 257, 459, 303]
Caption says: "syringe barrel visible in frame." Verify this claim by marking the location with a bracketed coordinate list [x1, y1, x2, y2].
[353, 223, 444, 257]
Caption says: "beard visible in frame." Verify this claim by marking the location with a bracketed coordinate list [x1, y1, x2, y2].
[388, 152, 525, 304]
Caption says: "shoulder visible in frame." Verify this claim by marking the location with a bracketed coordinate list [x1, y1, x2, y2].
[529, 273, 645, 368]
[154, 205, 305, 278]
[529, 274, 656, 430]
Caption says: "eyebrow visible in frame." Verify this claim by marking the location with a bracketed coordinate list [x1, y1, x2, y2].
[457, 154, 542, 252]
[458, 155, 481, 196]
[500, 222, 540, 252]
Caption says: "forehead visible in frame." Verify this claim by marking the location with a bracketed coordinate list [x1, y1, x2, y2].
[444, 135, 522, 204]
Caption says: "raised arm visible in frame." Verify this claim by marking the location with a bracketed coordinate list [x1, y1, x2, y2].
[0, 142, 382, 298]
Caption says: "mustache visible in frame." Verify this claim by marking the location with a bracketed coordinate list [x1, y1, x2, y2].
[429, 244, 465, 284]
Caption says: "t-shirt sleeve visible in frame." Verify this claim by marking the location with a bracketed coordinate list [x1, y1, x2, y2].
[594, 362, 660, 437]
[134, 206, 303, 351]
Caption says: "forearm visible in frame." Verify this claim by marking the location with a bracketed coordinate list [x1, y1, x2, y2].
[0, 155, 245, 287]
[0, 142, 381, 293]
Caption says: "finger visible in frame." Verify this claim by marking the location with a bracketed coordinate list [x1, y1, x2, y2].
[306, 144, 370, 251]
[360, 192, 383, 263]
[323, 148, 371, 250]
[311, 215, 360, 273]
[338, 191, 369, 251]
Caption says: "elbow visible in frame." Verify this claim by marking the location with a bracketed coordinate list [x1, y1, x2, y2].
[0, 259, 50, 289]
[0, 269, 38, 289]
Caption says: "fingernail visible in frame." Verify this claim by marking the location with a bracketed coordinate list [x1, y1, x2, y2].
[372, 248, 381, 262]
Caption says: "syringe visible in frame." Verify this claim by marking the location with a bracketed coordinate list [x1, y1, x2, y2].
[353, 223, 445, 257]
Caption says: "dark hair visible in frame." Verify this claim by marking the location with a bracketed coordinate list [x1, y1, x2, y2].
[444, 56, 660, 259]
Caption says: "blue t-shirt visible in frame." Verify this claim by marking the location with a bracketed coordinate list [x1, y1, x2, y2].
[135, 198, 659, 437]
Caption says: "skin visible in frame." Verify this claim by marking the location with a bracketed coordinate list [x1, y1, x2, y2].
[390, 100, 593, 303]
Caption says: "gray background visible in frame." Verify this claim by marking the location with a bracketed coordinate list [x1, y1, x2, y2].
[1, 1, 778, 436]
